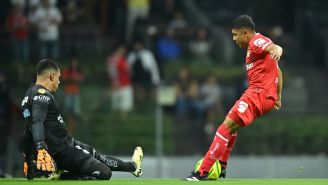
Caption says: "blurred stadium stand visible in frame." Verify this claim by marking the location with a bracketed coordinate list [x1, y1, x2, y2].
[0, 0, 328, 177]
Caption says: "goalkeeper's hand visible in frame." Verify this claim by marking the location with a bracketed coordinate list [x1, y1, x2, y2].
[23, 156, 38, 180]
[36, 149, 56, 172]
[23, 161, 28, 177]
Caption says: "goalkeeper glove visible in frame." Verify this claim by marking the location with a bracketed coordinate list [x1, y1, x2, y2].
[36, 149, 56, 172]
[23, 161, 28, 177]
[23, 154, 38, 180]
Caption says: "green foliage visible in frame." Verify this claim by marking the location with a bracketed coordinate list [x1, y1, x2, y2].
[85, 113, 175, 155]
[235, 114, 328, 155]
[163, 61, 244, 82]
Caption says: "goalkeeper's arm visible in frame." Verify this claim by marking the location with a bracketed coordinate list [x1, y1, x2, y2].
[30, 101, 56, 172]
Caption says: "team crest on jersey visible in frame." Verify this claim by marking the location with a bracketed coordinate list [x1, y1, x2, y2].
[253, 38, 267, 47]
[38, 88, 46, 94]
[237, 101, 248, 113]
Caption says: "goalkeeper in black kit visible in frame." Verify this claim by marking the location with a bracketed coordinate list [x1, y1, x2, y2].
[21, 59, 143, 180]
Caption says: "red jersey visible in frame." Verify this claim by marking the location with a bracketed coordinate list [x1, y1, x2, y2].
[107, 55, 131, 87]
[6, 15, 29, 40]
[245, 33, 279, 100]
[63, 68, 83, 94]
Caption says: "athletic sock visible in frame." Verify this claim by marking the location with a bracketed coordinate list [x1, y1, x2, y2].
[220, 132, 237, 168]
[94, 152, 136, 172]
[73, 140, 136, 172]
[198, 124, 231, 176]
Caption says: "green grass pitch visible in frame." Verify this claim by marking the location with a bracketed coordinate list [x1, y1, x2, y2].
[1, 178, 328, 185]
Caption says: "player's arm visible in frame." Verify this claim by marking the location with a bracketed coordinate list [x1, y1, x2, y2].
[31, 95, 48, 150]
[265, 43, 283, 61]
[31, 94, 56, 172]
[274, 65, 283, 110]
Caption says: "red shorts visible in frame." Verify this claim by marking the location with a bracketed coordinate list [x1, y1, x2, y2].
[227, 92, 275, 126]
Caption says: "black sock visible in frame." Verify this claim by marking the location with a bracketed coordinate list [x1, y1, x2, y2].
[73, 140, 136, 172]
[94, 152, 136, 172]
[219, 160, 227, 169]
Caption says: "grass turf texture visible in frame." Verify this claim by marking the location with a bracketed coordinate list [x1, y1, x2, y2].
[1, 178, 328, 185]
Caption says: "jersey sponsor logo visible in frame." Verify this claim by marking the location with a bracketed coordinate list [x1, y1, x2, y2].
[253, 38, 267, 48]
[246, 62, 254, 71]
[33, 95, 50, 103]
[38, 88, 46, 94]
[23, 109, 31, 118]
[237, 101, 248, 113]
[21, 96, 28, 106]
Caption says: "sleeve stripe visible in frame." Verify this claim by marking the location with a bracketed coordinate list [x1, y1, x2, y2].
[261, 41, 272, 50]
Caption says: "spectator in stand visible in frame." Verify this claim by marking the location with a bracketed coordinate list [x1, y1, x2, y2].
[27, 0, 39, 23]
[126, 0, 150, 42]
[63, 0, 84, 24]
[174, 68, 195, 119]
[151, 0, 176, 21]
[128, 41, 161, 103]
[157, 28, 182, 63]
[27, 0, 40, 60]
[62, 0, 85, 57]
[191, 75, 222, 123]
[189, 28, 213, 65]
[107, 46, 133, 118]
[198, 75, 224, 141]
[6, 3, 30, 62]
[62, 57, 83, 133]
[32, 0, 62, 59]
[168, 11, 187, 29]
[174, 68, 205, 152]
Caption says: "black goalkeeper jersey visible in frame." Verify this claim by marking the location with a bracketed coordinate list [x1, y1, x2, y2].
[21, 84, 72, 156]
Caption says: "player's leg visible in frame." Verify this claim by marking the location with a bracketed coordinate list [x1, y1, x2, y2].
[199, 117, 240, 175]
[185, 117, 240, 181]
[73, 139, 143, 176]
[97, 146, 143, 177]
[186, 94, 256, 181]
[54, 159, 112, 180]
[219, 132, 237, 178]
[54, 145, 112, 180]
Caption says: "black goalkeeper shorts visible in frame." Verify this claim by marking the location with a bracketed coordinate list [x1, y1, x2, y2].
[54, 144, 100, 174]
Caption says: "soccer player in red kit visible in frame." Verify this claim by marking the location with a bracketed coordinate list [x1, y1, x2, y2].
[185, 15, 283, 181]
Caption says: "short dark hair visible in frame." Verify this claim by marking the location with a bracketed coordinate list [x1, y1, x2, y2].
[36, 59, 59, 76]
[232, 15, 255, 31]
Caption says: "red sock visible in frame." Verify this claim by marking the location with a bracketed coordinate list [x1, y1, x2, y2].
[220, 132, 237, 168]
[199, 124, 231, 176]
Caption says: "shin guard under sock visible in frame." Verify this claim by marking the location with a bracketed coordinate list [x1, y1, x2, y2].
[198, 124, 231, 176]
[219, 132, 237, 168]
